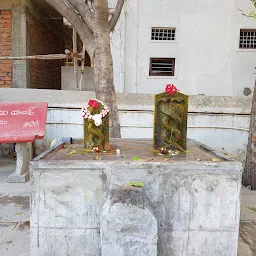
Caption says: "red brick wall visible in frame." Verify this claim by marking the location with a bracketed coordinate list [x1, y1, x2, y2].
[0, 10, 12, 88]
[30, 15, 64, 89]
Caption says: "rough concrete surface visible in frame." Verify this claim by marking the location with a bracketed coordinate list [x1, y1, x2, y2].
[101, 186, 158, 256]
[30, 138, 242, 256]
[238, 186, 256, 256]
[0, 159, 256, 255]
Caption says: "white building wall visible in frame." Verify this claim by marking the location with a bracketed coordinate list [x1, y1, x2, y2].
[231, 0, 256, 96]
[111, 0, 256, 96]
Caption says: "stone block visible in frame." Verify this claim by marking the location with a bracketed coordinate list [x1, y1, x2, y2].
[30, 169, 104, 228]
[157, 231, 188, 256]
[30, 227, 101, 256]
[187, 231, 238, 256]
[30, 139, 242, 255]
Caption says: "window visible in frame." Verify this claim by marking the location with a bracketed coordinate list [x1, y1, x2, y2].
[239, 29, 256, 49]
[151, 27, 176, 41]
[149, 58, 175, 76]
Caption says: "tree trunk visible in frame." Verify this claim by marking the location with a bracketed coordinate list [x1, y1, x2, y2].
[244, 82, 256, 189]
[94, 0, 121, 138]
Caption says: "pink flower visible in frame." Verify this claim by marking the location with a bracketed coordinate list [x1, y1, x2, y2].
[88, 99, 99, 109]
[165, 84, 179, 96]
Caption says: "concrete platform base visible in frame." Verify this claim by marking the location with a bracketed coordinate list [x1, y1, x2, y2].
[30, 139, 242, 256]
[7, 172, 29, 183]
[1, 157, 255, 256]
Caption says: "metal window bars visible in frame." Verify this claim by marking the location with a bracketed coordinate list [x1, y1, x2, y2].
[240, 29, 256, 49]
[151, 28, 176, 41]
[149, 58, 175, 76]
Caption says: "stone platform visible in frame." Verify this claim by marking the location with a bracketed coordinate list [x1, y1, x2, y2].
[30, 139, 242, 256]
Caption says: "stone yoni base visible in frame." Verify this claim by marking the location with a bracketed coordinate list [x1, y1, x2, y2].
[30, 139, 242, 256]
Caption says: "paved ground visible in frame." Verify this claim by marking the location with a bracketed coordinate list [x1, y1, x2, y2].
[238, 186, 256, 255]
[0, 159, 29, 256]
[0, 160, 255, 255]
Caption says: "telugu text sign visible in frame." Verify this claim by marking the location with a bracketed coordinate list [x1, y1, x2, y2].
[0, 102, 48, 143]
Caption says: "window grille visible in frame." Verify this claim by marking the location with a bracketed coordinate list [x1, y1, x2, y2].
[151, 28, 176, 41]
[149, 58, 175, 76]
[239, 29, 256, 49]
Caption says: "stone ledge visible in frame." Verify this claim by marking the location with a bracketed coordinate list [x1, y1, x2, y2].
[7, 172, 29, 183]
[0, 88, 252, 114]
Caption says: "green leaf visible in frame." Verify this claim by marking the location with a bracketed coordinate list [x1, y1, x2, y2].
[249, 207, 256, 213]
[254, 14, 256, 20]
[68, 150, 77, 155]
[254, 2, 256, 8]
[127, 181, 145, 187]
[133, 156, 141, 161]
[249, 10, 254, 16]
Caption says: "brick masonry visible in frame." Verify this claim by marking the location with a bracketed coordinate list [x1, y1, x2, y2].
[29, 14, 64, 90]
[0, 10, 12, 88]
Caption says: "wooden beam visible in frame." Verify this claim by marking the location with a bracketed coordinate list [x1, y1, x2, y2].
[0, 52, 83, 61]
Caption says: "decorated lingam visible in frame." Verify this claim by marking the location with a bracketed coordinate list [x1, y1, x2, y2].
[153, 84, 188, 152]
[82, 99, 110, 152]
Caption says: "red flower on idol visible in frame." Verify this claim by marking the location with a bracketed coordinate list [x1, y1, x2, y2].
[165, 84, 179, 96]
[88, 99, 99, 109]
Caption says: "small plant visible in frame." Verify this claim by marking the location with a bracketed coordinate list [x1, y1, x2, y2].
[133, 156, 141, 161]
[127, 181, 145, 187]
[249, 207, 256, 213]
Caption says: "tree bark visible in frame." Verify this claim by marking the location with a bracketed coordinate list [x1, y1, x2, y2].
[45, 0, 95, 57]
[44, 0, 122, 137]
[109, 0, 125, 31]
[93, 0, 121, 138]
[244, 82, 256, 189]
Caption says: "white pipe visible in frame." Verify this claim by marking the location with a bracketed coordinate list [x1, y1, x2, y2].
[121, 2, 127, 93]
[135, 0, 140, 93]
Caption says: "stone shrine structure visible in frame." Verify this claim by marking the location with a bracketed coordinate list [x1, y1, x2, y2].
[30, 139, 242, 256]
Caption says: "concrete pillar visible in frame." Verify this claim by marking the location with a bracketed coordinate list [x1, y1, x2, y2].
[12, 4, 30, 88]
[100, 185, 158, 256]
[7, 142, 32, 182]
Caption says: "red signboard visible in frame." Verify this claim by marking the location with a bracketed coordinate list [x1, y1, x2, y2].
[0, 102, 48, 143]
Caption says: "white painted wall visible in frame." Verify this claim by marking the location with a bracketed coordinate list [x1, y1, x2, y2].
[61, 66, 94, 91]
[110, 0, 256, 96]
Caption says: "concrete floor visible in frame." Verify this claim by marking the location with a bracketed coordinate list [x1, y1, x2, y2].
[239, 186, 256, 255]
[0, 160, 29, 256]
[0, 160, 255, 256]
